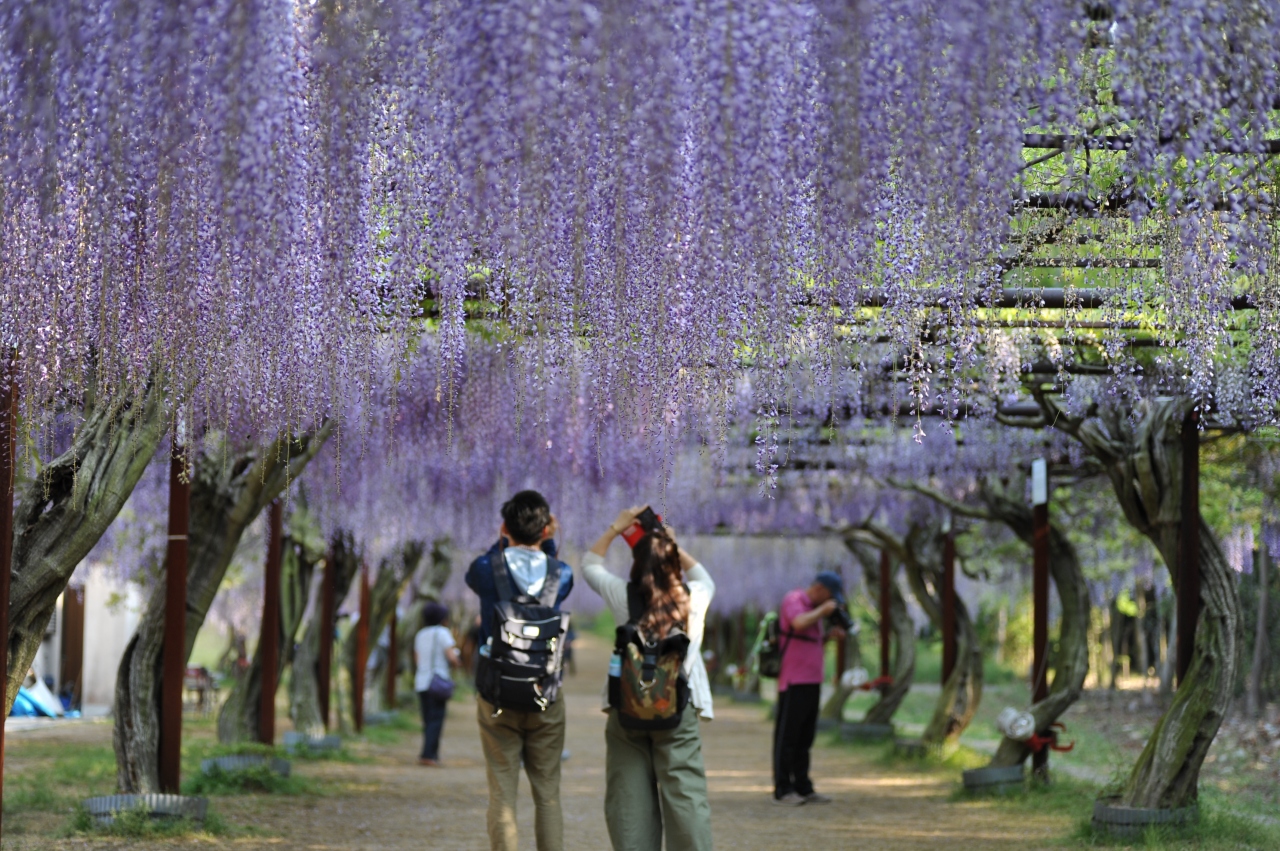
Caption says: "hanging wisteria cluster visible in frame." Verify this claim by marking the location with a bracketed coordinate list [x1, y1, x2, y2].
[5, 0, 1280, 444]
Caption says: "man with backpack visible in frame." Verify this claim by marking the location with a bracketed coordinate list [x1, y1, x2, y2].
[466, 490, 574, 851]
[771, 571, 848, 806]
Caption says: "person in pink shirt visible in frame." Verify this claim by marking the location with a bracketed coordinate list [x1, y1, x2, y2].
[771, 571, 848, 806]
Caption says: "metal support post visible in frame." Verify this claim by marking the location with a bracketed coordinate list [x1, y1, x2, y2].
[159, 438, 190, 793]
[1177, 411, 1201, 686]
[318, 547, 336, 729]
[258, 499, 283, 745]
[879, 549, 891, 682]
[353, 563, 370, 733]
[1031, 458, 1050, 776]
[942, 532, 956, 685]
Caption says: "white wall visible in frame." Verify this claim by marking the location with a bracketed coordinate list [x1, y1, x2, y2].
[30, 599, 61, 691]
[80, 566, 144, 713]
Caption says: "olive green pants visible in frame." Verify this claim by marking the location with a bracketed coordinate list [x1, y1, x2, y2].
[477, 696, 566, 851]
[604, 707, 714, 851]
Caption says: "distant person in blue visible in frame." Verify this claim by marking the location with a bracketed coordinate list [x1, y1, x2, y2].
[465, 490, 574, 851]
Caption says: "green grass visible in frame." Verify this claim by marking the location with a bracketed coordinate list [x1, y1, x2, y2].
[361, 708, 419, 746]
[828, 727, 1280, 850]
[1068, 807, 1280, 850]
[183, 764, 318, 796]
[289, 741, 360, 761]
[3, 742, 117, 821]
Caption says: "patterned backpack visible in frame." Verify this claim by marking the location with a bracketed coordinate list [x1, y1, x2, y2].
[476, 552, 570, 713]
[608, 583, 691, 731]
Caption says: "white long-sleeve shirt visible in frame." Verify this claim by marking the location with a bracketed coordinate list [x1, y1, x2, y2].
[581, 551, 716, 720]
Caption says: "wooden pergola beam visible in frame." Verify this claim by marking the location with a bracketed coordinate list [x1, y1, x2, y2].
[1024, 132, 1280, 155]
[844, 287, 1258, 311]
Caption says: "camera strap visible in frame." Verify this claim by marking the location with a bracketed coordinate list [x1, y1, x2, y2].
[776, 625, 818, 667]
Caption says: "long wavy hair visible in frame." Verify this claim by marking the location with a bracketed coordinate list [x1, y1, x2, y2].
[629, 527, 690, 640]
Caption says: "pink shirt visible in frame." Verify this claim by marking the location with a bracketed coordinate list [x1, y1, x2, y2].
[778, 588, 824, 691]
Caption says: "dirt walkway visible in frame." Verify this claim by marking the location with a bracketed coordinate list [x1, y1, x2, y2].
[9, 634, 1074, 850]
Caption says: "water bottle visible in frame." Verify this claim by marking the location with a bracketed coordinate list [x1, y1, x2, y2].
[608, 652, 622, 678]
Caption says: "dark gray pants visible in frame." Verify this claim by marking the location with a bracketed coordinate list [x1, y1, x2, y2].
[417, 690, 448, 760]
[773, 683, 819, 798]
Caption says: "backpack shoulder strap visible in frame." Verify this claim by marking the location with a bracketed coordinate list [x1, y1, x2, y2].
[491, 550, 516, 601]
[537, 557, 562, 608]
[625, 582, 645, 624]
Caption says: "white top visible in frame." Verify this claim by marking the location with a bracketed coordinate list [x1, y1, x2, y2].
[581, 551, 716, 720]
[413, 625, 456, 692]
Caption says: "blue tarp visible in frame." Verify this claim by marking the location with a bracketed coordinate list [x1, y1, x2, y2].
[9, 687, 58, 717]
[10, 688, 50, 717]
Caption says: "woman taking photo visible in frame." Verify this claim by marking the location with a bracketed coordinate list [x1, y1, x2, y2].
[582, 505, 715, 851]
[413, 602, 460, 766]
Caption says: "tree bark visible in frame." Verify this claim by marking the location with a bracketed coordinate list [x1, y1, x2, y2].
[290, 529, 360, 736]
[113, 426, 331, 793]
[839, 535, 916, 725]
[392, 538, 454, 699]
[347, 540, 423, 714]
[1037, 393, 1242, 808]
[850, 521, 981, 744]
[1246, 542, 1270, 719]
[975, 482, 1090, 768]
[820, 629, 861, 721]
[216, 528, 323, 744]
[5, 381, 168, 712]
[887, 471, 1090, 765]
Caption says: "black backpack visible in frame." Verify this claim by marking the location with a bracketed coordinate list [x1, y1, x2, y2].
[476, 552, 570, 713]
[754, 611, 817, 679]
[608, 583, 690, 731]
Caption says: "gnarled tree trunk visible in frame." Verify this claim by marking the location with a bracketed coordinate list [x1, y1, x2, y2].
[216, 523, 323, 743]
[290, 529, 360, 736]
[1037, 394, 1240, 808]
[851, 521, 982, 744]
[392, 538, 454, 700]
[834, 535, 916, 725]
[977, 483, 1089, 768]
[346, 540, 423, 715]
[820, 629, 862, 722]
[6, 381, 168, 712]
[894, 475, 1092, 768]
[113, 426, 330, 792]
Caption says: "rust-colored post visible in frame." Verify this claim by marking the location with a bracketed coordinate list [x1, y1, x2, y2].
[1177, 410, 1201, 686]
[941, 532, 956, 685]
[318, 547, 336, 729]
[1031, 458, 1050, 776]
[60, 585, 86, 709]
[353, 562, 370, 732]
[736, 609, 747, 669]
[384, 606, 398, 709]
[159, 438, 190, 794]
[835, 630, 847, 682]
[0, 358, 18, 841]
[258, 499, 283, 745]
[879, 550, 891, 681]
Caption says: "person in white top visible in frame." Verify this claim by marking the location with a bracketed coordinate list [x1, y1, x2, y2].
[581, 506, 715, 851]
[413, 602, 460, 766]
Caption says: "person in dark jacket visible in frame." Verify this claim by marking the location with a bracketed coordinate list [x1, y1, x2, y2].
[465, 490, 573, 851]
